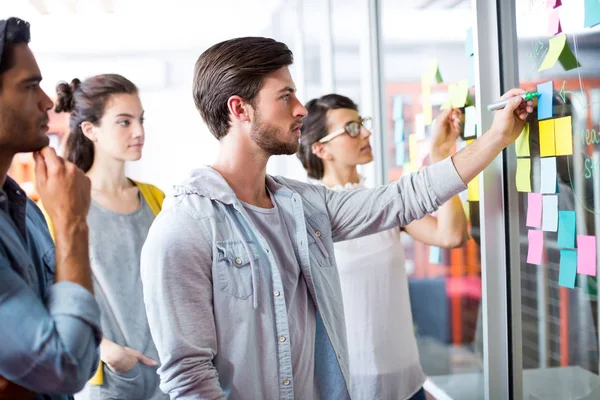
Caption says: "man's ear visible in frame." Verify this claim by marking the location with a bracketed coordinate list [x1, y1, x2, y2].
[227, 95, 252, 123]
[80, 121, 97, 142]
[312, 142, 333, 161]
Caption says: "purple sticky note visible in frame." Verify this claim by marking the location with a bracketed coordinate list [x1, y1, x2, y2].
[527, 230, 544, 265]
[537, 81, 553, 120]
[526, 193, 543, 228]
[577, 235, 597, 276]
[548, 9, 562, 35]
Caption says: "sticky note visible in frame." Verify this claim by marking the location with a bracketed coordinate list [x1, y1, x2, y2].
[558, 250, 577, 289]
[516, 158, 532, 192]
[538, 33, 582, 72]
[415, 113, 426, 140]
[468, 174, 480, 201]
[464, 106, 477, 139]
[441, 83, 457, 110]
[393, 96, 403, 120]
[429, 246, 442, 264]
[577, 235, 597, 276]
[409, 134, 419, 168]
[537, 81, 554, 120]
[547, 0, 561, 8]
[584, 0, 600, 27]
[465, 27, 474, 56]
[540, 157, 557, 194]
[548, 9, 562, 36]
[423, 100, 433, 126]
[526, 193, 543, 228]
[542, 195, 558, 232]
[452, 80, 472, 108]
[557, 210, 576, 248]
[467, 57, 475, 88]
[421, 75, 432, 98]
[425, 59, 443, 84]
[395, 146, 405, 166]
[554, 116, 573, 155]
[515, 123, 530, 157]
[527, 229, 544, 265]
[394, 121, 404, 143]
[539, 119, 556, 156]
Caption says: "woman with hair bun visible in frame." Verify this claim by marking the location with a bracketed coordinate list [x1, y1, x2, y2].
[42, 74, 167, 400]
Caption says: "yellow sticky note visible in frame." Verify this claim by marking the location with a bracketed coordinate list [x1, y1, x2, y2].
[462, 201, 471, 221]
[441, 83, 457, 110]
[421, 76, 432, 98]
[468, 174, 480, 201]
[516, 158, 532, 192]
[515, 123, 530, 157]
[88, 360, 104, 385]
[539, 119, 556, 157]
[452, 79, 470, 108]
[538, 33, 582, 72]
[409, 134, 419, 168]
[425, 59, 443, 84]
[555, 116, 573, 156]
[423, 100, 433, 125]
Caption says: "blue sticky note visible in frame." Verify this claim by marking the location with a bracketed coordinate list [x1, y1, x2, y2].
[584, 0, 600, 28]
[394, 121, 405, 143]
[467, 57, 475, 88]
[558, 250, 577, 289]
[557, 211, 576, 248]
[537, 81, 553, 120]
[393, 96, 403, 120]
[465, 28, 474, 56]
[429, 246, 442, 264]
[395, 146, 405, 166]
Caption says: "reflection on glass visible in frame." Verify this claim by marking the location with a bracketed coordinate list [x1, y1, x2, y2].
[515, 0, 600, 398]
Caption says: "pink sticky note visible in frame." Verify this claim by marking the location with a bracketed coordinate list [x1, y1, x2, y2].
[547, 0, 561, 8]
[526, 193, 543, 228]
[548, 9, 562, 35]
[577, 235, 597, 276]
[527, 230, 544, 265]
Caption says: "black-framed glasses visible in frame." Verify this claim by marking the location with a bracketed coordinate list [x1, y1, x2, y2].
[319, 117, 372, 143]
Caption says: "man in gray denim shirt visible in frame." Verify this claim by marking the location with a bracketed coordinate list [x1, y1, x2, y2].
[140, 37, 533, 399]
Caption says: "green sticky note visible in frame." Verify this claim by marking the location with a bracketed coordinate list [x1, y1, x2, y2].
[558, 250, 577, 289]
[538, 33, 582, 72]
[585, 0, 600, 27]
[515, 123, 530, 157]
[516, 158, 532, 192]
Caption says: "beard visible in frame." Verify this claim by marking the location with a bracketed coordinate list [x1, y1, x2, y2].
[250, 111, 299, 156]
[0, 105, 49, 154]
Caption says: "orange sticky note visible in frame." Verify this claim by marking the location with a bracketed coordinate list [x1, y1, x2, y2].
[554, 116, 573, 155]
[539, 119, 556, 157]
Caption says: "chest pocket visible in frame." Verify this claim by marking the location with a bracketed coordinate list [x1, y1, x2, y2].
[306, 214, 333, 268]
[215, 241, 258, 300]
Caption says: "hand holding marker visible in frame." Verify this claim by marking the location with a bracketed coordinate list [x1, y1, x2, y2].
[487, 91, 539, 111]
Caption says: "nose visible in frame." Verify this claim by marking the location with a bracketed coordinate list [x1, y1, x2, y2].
[360, 126, 372, 139]
[293, 96, 308, 119]
[132, 124, 144, 139]
[40, 89, 53, 112]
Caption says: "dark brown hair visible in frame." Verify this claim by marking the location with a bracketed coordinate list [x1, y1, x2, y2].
[56, 74, 138, 172]
[193, 37, 293, 140]
[297, 94, 359, 179]
[0, 17, 31, 80]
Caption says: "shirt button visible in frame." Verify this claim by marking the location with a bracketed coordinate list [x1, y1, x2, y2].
[266, 249, 270, 253]
[235, 257, 242, 265]
[283, 379, 291, 386]
[279, 336, 286, 342]
[274, 290, 280, 297]
[315, 231, 321, 237]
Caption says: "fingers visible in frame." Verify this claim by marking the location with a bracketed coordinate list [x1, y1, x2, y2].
[133, 350, 158, 366]
[499, 88, 526, 100]
[503, 95, 523, 114]
[33, 152, 47, 184]
[38, 146, 64, 173]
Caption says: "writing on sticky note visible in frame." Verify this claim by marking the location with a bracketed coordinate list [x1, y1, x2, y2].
[516, 158, 532, 192]
[465, 28, 474, 56]
[542, 195, 558, 232]
[554, 116, 573, 155]
[539, 119, 556, 156]
[558, 250, 577, 289]
[540, 157, 557, 194]
[468, 174, 480, 201]
[537, 81, 553, 120]
[557, 210, 576, 248]
[526, 193, 543, 228]
[527, 229, 544, 265]
[539, 33, 582, 72]
[515, 123, 530, 157]
[429, 246, 442, 264]
[464, 106, 477, 139]
[584, 0, 600, 27]
[577, 235, 597, 276]
[548, 8, 562, 36]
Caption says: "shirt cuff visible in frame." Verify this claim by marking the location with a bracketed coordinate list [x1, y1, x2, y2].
[46, 281, 102, 344]
[426, 157, 468, 205]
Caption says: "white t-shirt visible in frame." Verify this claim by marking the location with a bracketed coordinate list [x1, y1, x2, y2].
[331, 179, 426, 400]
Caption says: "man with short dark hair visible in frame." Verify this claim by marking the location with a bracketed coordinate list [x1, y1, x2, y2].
[0, 17, 102, 400]
[141, 36, 533, 399]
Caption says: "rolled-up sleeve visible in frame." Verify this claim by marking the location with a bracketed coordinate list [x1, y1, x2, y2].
[0, 256, 101, 394]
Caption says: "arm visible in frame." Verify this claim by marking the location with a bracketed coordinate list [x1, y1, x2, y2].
[0, 253, 101, 394]
[326, 88, 532, 242]
[141, 205, 226, 399]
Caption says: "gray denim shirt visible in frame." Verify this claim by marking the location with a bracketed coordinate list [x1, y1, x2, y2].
[140, 157, 466, 399]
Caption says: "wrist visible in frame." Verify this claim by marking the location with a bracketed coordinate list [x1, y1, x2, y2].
[54, 217, 89, 237]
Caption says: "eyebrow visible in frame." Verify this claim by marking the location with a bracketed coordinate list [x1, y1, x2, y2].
[278, 87, 295, 95]
[115, 111, 144, 118]
[20, 76, 42, 85]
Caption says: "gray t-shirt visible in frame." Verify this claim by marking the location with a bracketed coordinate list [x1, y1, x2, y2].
[87, 194, 167, 400]
[242, 192, 318, 399]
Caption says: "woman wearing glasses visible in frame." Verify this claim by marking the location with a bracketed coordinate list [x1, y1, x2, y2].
[297, 94, 468, 400]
